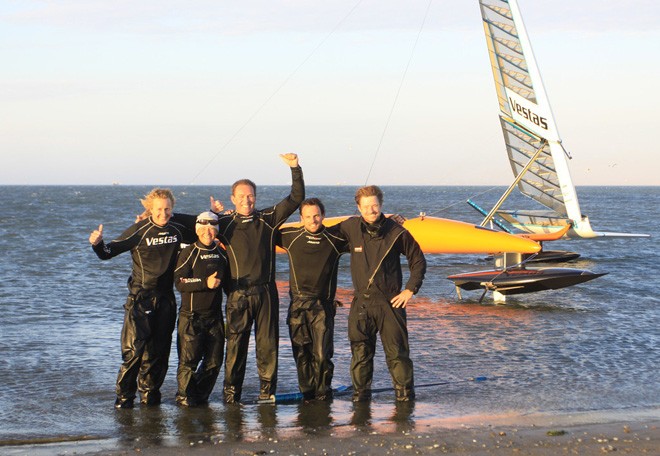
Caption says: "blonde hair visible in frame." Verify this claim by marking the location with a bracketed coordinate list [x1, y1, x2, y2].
[140, 188, 175, 212]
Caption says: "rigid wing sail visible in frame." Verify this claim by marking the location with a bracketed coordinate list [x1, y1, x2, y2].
[477, 0, 648, 239]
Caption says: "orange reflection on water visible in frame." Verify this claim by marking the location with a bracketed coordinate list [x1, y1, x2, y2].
[276, 283, 540, 354]
[407, 297, 539, 354]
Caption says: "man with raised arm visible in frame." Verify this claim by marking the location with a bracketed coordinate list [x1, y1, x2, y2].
[337, 185, 426, 402]
[277, 198, 348, 401]
[89, 188, 197, 409]
[211, 153, 304, 403]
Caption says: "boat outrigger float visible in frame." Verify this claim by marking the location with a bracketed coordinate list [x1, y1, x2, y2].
[448, 266, 606, 301]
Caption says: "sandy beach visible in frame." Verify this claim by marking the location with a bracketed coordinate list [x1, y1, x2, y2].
[5, 407, 657, 456]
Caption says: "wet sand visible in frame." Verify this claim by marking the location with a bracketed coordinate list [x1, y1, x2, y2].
[5, 407, 658, 455]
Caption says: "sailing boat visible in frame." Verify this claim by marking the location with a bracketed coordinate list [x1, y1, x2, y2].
[474, 0, 648, 239]
[447, 0, 633, 300]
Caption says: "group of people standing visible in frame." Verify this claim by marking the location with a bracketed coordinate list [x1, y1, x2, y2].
[89, 153, 426, 409]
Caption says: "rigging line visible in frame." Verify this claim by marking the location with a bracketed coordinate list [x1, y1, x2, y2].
[363, 0, 434, 186]
[188, 0, 365, 185]
[423, 186, 500, 217]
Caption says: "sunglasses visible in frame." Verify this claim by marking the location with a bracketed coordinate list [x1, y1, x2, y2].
[197, 219, 219, 226]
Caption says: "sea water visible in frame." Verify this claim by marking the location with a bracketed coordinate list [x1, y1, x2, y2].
[0, 185, 657, 449]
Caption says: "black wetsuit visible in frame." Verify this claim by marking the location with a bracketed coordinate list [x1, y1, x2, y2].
[92, 214, 197, 405]
[216, 166, 304, 402]
[337, 214, 426, 401]
[173, 240, 228, 405]
[277, 225, 348, 399]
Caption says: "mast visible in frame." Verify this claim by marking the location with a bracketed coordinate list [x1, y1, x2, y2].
[505, 0, 583, 224]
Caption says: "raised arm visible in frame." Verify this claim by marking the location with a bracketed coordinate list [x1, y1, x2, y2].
[89, 224, 104, 246]
[270, 154, 305, 225]
[279, 153, 299, 168]
[90, 223, 141, 260]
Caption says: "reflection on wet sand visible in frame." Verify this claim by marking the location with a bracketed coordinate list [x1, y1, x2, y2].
[349, 401, 372, 427]
[348, 401, 416, 434]
[173, 406, 218, 445]
[295, 399, 333, 432]
[114, 406, 168, 447]
[221, 404, 245, 442]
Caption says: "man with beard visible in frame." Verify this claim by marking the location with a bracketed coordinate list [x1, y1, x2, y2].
[277, 198, 348, 401]
[336, 185, 426, 403]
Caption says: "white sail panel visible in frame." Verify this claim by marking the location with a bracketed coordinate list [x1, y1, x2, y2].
[480, 0, 534, 116]
[480, 0, 583, 232]
[498, 116, 566, 215]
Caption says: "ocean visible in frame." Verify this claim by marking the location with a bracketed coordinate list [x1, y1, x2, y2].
[0, 185, 658, 452]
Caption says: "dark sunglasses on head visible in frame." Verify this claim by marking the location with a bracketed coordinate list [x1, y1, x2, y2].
[197, 219, 219, 226]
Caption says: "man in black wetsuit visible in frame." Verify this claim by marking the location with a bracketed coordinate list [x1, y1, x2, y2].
[337, 185, 426, 402]
[211, 153, 304, 403]
[277, 198, 348, 401]
[173, 211, 228, 406]
[89, 188, 197, 408]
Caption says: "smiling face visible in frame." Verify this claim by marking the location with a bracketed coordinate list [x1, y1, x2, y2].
[357, 195, 381, 224]
[150, 197, 173, 226]
[300, 204, 324, 233]
[196, 225, 217, 246]
[231, 183, 256, 216]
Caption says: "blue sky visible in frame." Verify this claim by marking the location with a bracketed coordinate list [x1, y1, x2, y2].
[2, 0, 659, 185]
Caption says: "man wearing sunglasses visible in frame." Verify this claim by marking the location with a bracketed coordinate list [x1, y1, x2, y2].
[211, 153, 304, 403]
[173, 211, 228, 406]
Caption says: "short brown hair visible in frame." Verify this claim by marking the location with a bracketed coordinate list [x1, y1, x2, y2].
[354, 185, 383, 205]
[231, 179, 257, 196]
[141, 188, 175, 211]
[299, 198, 325, 216]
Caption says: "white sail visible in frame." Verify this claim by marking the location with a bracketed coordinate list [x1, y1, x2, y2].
[478, 0, 646, 239]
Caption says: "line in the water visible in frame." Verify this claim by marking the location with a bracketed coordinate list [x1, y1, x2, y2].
[250, 376, 491, 404]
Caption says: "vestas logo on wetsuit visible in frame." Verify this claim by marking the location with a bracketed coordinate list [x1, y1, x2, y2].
[509, 97, 548, 130]
[305, 234, 321, 245]
[200, 253, 221, 260]
[146, 235, 178, 246]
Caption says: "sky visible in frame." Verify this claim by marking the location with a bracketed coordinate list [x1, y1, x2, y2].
[2, 0, 659, 186]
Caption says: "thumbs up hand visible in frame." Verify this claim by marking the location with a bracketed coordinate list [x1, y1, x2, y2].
[89, 224, 104, 246]
[206, 271, 221, 289]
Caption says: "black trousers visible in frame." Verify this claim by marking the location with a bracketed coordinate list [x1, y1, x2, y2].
[288, 297, 335, 399]
[116, 290, 176, 401]
[348, 293, 414, 398]
[176, 310, 225, 403]
[223, 283, 279, 401]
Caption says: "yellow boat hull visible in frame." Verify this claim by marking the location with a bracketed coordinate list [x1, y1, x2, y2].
[281, 215, 541, 255]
